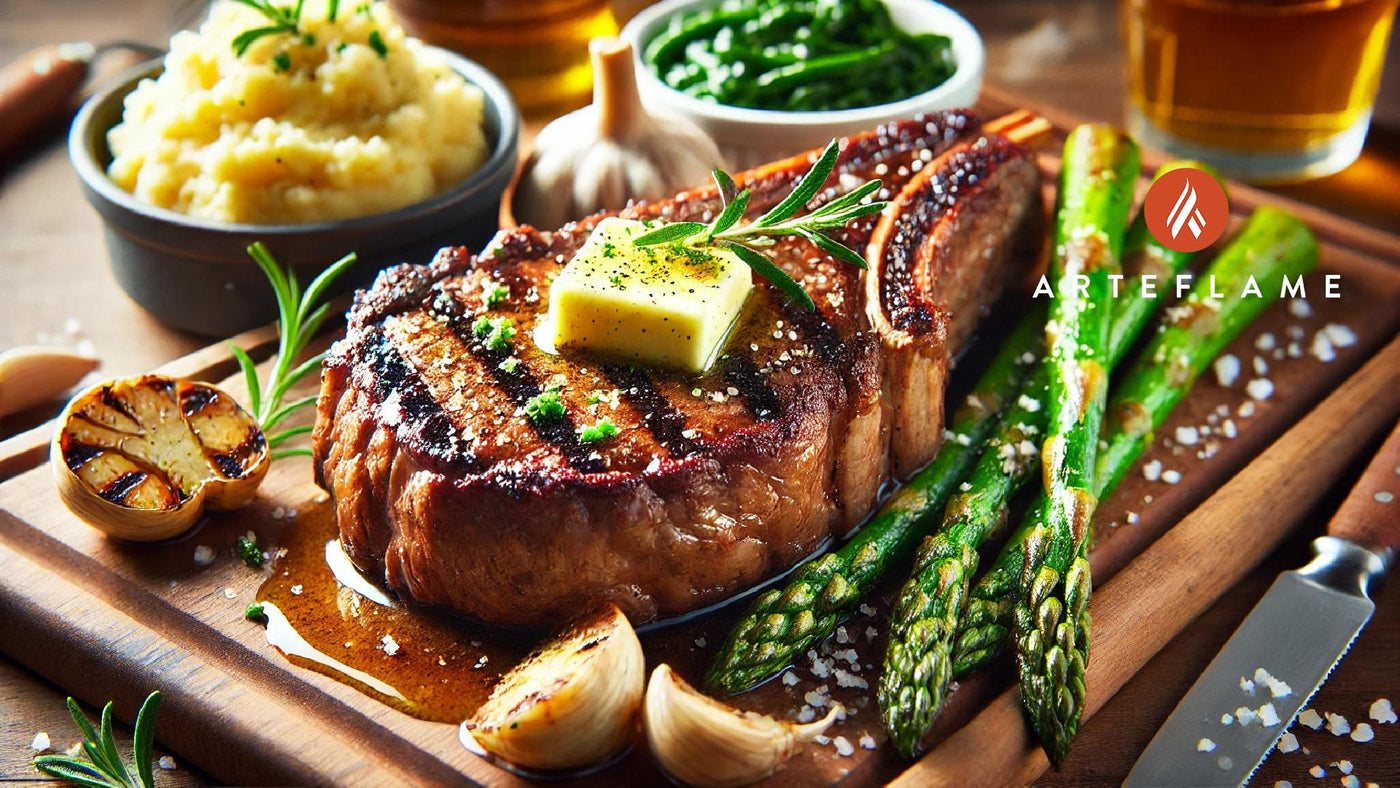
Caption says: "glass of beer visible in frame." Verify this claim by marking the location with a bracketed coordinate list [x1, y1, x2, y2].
[1122, 0, 1397, 182]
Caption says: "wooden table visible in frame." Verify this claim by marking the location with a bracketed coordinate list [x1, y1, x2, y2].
[2, 1, 1397, 785]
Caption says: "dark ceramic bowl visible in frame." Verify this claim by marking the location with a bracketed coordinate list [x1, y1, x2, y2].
[69, 50, 519, 337]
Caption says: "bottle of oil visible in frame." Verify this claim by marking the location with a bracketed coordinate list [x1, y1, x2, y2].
[388, 0, 619, 119]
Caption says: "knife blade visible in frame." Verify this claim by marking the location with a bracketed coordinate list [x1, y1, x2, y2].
[1126, 419, 1400, 788]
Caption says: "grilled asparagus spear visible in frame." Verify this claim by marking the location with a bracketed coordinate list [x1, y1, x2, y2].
[878, 159, 1206, 758]
[954, 205, 1319, 748]
[1012, 124, 1140, 767]
[704, 311, 1044, 694]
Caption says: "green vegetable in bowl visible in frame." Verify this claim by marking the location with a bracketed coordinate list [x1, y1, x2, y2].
[645, 0, 956, 112]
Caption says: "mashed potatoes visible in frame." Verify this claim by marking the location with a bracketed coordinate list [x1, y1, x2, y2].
[107, 1, 489, 224]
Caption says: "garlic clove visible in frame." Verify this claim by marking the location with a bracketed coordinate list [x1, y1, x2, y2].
[0, 345, 99, 418]
[464, 603, 645, 771]
[51, 375, 269, 541]
[511, 37, 724, 228]
[644, 663, 841, 788]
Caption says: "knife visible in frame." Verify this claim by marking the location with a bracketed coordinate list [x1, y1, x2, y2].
[1126, 418, 1400, 788]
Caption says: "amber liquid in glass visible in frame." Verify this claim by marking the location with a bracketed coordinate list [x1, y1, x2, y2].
[389, 0, 618, 118]
[1122, 0, 1397, 181]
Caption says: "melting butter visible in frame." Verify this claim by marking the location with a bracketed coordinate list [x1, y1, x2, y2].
[547, 217, 752, 373]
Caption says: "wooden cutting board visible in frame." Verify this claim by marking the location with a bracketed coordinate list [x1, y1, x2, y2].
[2, 102, 1399, 786]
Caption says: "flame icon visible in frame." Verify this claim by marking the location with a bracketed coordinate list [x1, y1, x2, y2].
[1143, 166, 1227, 253]
[1166, 180, 1207, 240]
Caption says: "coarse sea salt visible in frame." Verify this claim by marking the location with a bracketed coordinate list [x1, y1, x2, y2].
[1214, 354, 1241, 387]
[1369, 698, 1396, 724]
[1143, 459, 1163, 482]
[1277, 732, 1299, 753]
[1197, 737, 1216, 752]
[30, 732, 50, 751]
[1350, 723, 1374, 743]
[1298, 708, 1324, 729]
[1259, 702, 1281, 727]
[1310, 331, 1336, 363]
[1323, 323, 1357, 347]
[1326, 712, 1351, 736]
[1309, 765, 1326, 778]
[1246, 378, 1274, 401]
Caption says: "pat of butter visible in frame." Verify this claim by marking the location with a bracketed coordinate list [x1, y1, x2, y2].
[549, 217, 753, 372]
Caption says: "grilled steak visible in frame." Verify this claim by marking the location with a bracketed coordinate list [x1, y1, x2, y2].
[313, 111, 1045, 627]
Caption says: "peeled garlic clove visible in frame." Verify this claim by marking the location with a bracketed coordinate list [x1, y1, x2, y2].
[465, 603, 645, 771]
[0, 345, 99, 417]
[644, 663, 842, 787]
[512, 37, 724, 228]
[51, 375, 269, 541]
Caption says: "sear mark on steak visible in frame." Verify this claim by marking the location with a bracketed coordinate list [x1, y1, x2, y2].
[602, 364, 702, 458]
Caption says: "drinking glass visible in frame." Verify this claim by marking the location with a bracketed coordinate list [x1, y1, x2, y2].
[1122, 0, 1398, 182]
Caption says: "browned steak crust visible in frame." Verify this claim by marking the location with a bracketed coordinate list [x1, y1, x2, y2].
[313, 111, 1044, 627]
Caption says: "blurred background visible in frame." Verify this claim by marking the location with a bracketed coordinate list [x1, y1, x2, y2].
[2, 0, 1395, 227]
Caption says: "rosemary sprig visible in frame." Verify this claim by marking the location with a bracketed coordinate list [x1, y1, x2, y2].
[229, 0, 385, 63]
[33, 692, 162, 788]
[231, 242, 358, 461]
[229, 0, 305, 56]
[633, 138, 886, 311]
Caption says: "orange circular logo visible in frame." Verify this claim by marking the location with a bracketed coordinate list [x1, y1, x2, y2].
[1143, 167, 1230, 254]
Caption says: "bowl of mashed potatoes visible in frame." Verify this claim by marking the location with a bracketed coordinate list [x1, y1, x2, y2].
[70, 0, 519, 336]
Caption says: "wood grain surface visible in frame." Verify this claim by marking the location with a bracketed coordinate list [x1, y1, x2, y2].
[2, 1, 1400, 786]
[1, 164, 1397, 787]
[1326, 419, 1400, 552]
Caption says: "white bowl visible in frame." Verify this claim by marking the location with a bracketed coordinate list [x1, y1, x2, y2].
[621, 0, 985, 169]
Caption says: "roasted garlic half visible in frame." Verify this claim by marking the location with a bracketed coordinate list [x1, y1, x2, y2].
[464, 603, 645, 771]
[644, 664, 842, 788]
[52, 375, 269, 541]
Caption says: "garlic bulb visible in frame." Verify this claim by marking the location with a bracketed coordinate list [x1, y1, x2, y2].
[464, 603, 645, 771]
[644, 663, 842, 787]
[513, 37, 724, 228]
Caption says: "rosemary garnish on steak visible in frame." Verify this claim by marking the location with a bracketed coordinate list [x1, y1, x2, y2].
[230, 242, 358, 460]
[632, 138, 887, 311]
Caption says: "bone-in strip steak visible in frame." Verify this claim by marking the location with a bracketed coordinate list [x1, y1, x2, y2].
[312, 111, 1044, 627]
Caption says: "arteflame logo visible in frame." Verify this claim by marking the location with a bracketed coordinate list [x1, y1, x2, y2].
[1143, 166, 1229, 253]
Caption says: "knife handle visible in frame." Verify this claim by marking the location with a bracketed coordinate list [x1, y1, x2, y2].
[1327, 418, 1400, 557]
[0, 43, 93, 161]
